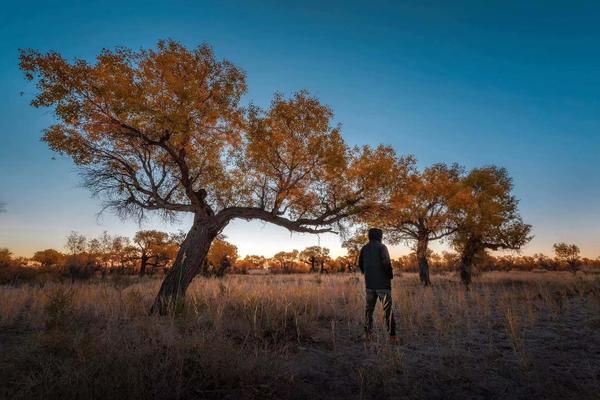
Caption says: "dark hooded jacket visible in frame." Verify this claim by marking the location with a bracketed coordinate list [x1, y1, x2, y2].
[358, 228, 393, 289]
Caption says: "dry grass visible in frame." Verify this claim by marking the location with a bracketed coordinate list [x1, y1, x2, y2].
[1, 271, 599, 399]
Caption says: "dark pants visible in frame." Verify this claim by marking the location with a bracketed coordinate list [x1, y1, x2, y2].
[365, 288, 396, 336]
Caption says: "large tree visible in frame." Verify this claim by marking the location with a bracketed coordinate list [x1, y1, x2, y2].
[21, 40, 396, 314]
[452, 166, 532, 288]
[373, 162, 463, 286]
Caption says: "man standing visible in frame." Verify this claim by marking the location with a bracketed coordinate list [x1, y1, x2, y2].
[359, 228, 397, 341]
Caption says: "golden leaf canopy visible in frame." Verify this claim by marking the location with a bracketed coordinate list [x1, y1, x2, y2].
[20, 40, 399, 232]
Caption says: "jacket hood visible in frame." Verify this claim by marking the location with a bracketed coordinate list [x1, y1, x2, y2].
[368, 228, 383, 242]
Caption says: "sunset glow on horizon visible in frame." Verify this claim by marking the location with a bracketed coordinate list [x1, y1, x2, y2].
[1, 1, 599, 259]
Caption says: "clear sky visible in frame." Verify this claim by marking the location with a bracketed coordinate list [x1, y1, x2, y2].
[0, 1, 598, 258]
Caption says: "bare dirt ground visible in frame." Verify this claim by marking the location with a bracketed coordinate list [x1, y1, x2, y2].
[1, 272, 599, 400]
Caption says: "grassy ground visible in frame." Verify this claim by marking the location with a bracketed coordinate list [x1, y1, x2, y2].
[1, 271, 599, 399]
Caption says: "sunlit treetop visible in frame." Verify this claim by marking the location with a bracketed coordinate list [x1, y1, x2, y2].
[553, 242, 580, 263]
[453, 166, 532, 252]
[20, 40, 399, 234]
[384, 162, 464, 243]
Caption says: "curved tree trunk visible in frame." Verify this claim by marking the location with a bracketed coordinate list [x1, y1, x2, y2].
[416, 235, 431, 286]
[151, 216, 219, 315]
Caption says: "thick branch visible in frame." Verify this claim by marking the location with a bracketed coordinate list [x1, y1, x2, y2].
[215, 206, 357, 234]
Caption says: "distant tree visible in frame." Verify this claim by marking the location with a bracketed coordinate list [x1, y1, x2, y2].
[63, 231, 91, 280]
[441, 251, 459, 271]
[21, 40, 396, 314]
[396, 253, 418, 273]
[65, 231, 87, 255]
[95, 231, 116, 273]
[121, 245, 141, 272]
[110, 235, 131, 272]
[533, 253, 558, 271]
[370, 163, 463, 286]
[452, 167, 532, 289]
[553, 243, 581, 274]
[87, 238, 102, 256]
[246, 255, 267, 267]
[0, 201, 6, 213]
[0, 248, 13, 268]
[271, 250, 299, 273]
[32, 249, 65, 267]
[496, 255, 517, 272]
[299, 246, 330, 273]
[204, 236, 238, 277]
[87, 235, 110, 276]
[331, 255, 353, 272]
[342, 232, 368, 271]
[236, 255, 266, 273]
[132, 230, 172, 276]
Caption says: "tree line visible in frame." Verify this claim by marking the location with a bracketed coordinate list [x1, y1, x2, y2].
[0, 234, 593, 284]
[16, 40, 589, 313]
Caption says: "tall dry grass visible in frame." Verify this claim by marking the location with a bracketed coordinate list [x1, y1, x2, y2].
[1, 272, 599, 399]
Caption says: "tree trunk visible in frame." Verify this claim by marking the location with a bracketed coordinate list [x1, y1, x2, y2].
[460, 238, 477, 290]
[151, 217, 219, 315]
[416, 235, 431, 286]
[139, 253, 148, 277]
[215, 256, 231, 277]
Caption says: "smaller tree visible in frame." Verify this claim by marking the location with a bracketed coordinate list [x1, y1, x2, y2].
[132, 230, 172, 276]
[236, 255, 266, 273]
[441, 251, 459, 272]
[271, 250, 299, 273]
[32, 249, 65, 267]
[373, 163, 464, 286]
[65, 231, 87, 255]
[0, 248, 13, 268]
[342, 232, 368, 271]
[110, 235, 131, 272]
[299, 246, 330, 273]
[87, 238, 102, 256]
[553, 243, 581, 274]
[534, 253, 558, 271]
[97, 231, 116, 273]
[453, 167, 532, 289]
[331, 255, 353, 272]
[64, 232, 93, 281]
[204, 236, 238, 277]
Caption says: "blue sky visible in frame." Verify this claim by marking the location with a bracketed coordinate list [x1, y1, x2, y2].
[0, 1, 598, 258]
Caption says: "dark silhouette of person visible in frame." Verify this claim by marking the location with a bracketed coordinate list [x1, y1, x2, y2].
[359, 228, 397, 340]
